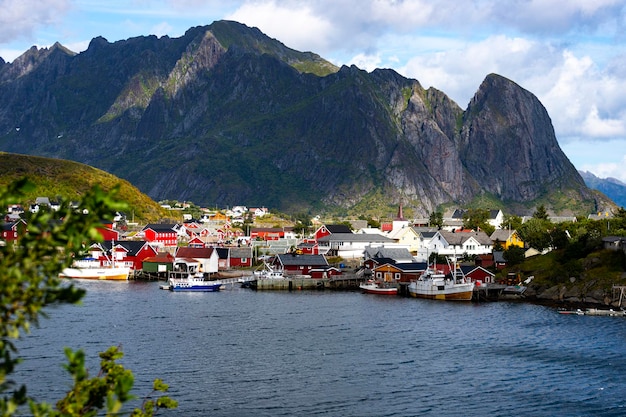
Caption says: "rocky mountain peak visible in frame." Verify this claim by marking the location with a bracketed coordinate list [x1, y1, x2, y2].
[0, 21, 614, 216]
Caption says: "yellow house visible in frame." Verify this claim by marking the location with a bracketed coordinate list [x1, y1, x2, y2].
[490, 229, 524, 250]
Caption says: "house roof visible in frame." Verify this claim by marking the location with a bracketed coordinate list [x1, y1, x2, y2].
[490, 229, 517, 242]
[175, 246, 215, 259]
[143, 252, 175, 263]
[493, 251, 506, 263]
[393, 262, 427, 272]
[102, 240, 152, 257]
[251, 227, 284, 233]
[324, 224, 353, 234]
[317, 233, 394, 243]
[363, 246, 414, 261]
[438, 230, 493, 245]
[367, 257, 397, 265]
[277, 254, 329, 267]
[143, 223, 178, 232]
[215, 247, 230, 259]
[230, 247, 253, 258]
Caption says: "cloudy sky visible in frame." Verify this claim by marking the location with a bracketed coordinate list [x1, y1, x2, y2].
[1, 0, 626, 183]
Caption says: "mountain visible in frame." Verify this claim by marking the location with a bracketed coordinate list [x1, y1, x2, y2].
[0, 20, 615, 216]
[0, 152, 165, 222]
[580, 171, 626, 208]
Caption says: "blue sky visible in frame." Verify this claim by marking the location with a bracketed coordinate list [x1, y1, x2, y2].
[1, 0, 626, 183]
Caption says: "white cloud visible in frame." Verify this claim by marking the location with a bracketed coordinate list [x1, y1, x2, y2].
[226, 2, 336, 54]
[346, 53, 381, 72]
[0, 0, 71, 43]
[593, 156, 626, 183]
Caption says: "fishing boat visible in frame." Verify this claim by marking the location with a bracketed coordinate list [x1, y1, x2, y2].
[168, 275, 222, 292]
[60, 258, 130, 281]
[408, 258, 474, 301]
[167, 260, 221, 292]
[253, 262, 284, 279]
[359, 279, 398, 295]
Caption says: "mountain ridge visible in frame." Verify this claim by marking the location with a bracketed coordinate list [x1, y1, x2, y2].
[0, 20, 615, 217]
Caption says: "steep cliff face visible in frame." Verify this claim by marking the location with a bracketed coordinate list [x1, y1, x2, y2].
[458, 74, 601, 212]
[0, 21, 611, 215]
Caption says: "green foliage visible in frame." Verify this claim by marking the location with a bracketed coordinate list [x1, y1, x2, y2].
[0, 152, 166, 222]
[429, 211, 443, 228]
[503, 246, 525, 266]
[533, 204, 549, 220]
[502, 214, 522, 231]
[518, 218, 553, 251]
[462, 208, 495, 235]
[0, 178, 176, 416]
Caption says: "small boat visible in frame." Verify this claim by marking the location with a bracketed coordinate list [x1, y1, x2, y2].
[60, 258, 130, 281]
[253, 262, 284, 279]
[558, 309, 584, 315]
[359, 279, 398, 295]
[168, 276, 222, 292]
[167, 260, 221, 292]
[408, 257, 474, 301]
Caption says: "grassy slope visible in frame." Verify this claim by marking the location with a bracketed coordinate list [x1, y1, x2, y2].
[0, 152, 165, 222]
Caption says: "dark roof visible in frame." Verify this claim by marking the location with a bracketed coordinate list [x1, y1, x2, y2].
[102, 240, 151, 256]
[394, 262, 428, 272]
[325, 224, 353, 233]
[143, 252, 175, 263]
[215, 247, 230, 259]
[175, 246, 215, 259]
[493, 251, 506, 263]
[277, 254, 329, 267]
[143, 223, 177, 232]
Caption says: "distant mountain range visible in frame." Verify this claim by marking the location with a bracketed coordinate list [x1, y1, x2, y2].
[0, 20, 615, 216]
[579, 171, 626, 209]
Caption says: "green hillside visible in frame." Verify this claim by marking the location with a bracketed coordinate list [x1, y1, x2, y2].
[0, 152, 165, 222]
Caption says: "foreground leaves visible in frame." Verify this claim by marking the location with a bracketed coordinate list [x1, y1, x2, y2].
[0, 178, 177, 416]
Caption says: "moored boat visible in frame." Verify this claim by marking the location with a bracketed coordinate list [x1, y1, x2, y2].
[359, 279, 398, 295]
[167, 260, 221, 292]
[408, 258, 474, 301]
[59, 258, 130, 281]
[253, 262, 284, 279]
[168, 276, 222, 292]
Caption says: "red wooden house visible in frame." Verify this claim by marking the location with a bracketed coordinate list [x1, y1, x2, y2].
[250, 227, 285, 241]
[1, 219, 26, 243]
[313, 224, 352, 242]
[297, 241, 320, 255]
[86, 240, 155, 270]
[230, 247, 253, 268]
[462, 265, 495, 284]
[142, 223, 178, 247]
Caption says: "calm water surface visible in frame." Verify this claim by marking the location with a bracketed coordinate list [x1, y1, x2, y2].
[15, 281, 626, 416]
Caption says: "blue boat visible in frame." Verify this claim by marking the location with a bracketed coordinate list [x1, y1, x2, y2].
[168, 276, 222, 292]
[167, 260, 221, 292]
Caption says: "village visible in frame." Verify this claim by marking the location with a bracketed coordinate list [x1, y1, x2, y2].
[2, 199, 626, 299]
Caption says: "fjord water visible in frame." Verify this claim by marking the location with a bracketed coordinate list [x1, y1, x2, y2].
[15, 281, 626, 416]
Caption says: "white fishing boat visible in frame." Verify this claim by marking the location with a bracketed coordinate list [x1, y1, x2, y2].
[253, 262, 284, 279]
[60, 258, 130, 281]
[408, 257, 474, 301]
[359, 279, 398, 295]
[167, 260, 221, 292]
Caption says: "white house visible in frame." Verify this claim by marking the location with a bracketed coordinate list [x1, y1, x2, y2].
[426, 230, 493, 257]
[316, 233, 399, 259]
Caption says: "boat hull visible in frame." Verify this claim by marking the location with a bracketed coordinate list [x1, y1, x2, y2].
[360, 283, 398, 295]
[60, 267, 130, 281]
[408, 283, 474, 301]
[168, 282, 222, 292]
